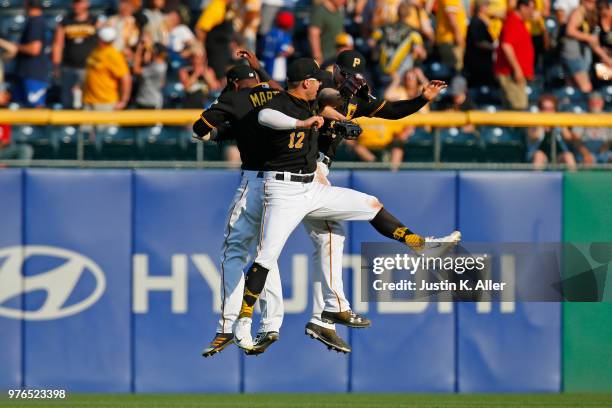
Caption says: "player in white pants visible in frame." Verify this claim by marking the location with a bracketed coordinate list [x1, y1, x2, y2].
[198, 61, 359, 356]
[233, 58, 460, 350]
[203, 166, 354, 356]
[236, 170, 460, 350]
[211, 170, 284, 351]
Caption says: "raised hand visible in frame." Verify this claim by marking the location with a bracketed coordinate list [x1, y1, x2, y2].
[422, 80, 447, 101]
[237, 49, 260, 70]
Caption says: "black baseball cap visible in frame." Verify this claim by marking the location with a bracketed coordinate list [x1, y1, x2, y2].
[336, 50, 366, 75]
[226, 64, 258, 82]
[287, 58, 326, 82]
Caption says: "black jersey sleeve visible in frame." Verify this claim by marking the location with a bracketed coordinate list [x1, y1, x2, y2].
[352, 91, 428, 120]
[371, 96, 428, 119]
[353, 94, 388, 118]
[192, 92, 238, 137]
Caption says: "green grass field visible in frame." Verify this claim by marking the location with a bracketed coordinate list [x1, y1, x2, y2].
[1, 393, 612, 408]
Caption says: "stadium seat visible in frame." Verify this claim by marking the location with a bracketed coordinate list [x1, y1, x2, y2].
[404, 127, 434, 162]
[481, 126, 525, 162]
[0, 0, 23, 9]
[201, 140, 226, 161]
[526, 84, 543, 104]
[0, 13, 26, 42]
[11, 125, 54, 159]
[478, 104, 499, 113]
[137, 125, 190, 160]
[333, 142, 358, 162]
[91, 0, 110, 7]
[97, 126, 137, 160]
[43, 11, 64, 32]
[424, 62, 453, 82]
[469, 85, 502, 105]
[599, 85, 612, 112]
[440, 127, 482, 162]
[544, 64, 566, 88]
[163, 82, 185, 108]
[40, 0, 72, 8]
[567, 103, 588, 113]
[49, 125, 79, 159]
[178, 127, 203, 161]
[189, 0, 204, 10]
[545, 17, 558, 33]
[10, 125, 38, 144]
[554, 86, 586, 106]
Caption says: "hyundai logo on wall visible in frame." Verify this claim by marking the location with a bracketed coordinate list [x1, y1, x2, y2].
[0, 246, 106, 320]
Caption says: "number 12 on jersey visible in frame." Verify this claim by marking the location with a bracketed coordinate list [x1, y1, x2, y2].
[289, 131, 305, 149]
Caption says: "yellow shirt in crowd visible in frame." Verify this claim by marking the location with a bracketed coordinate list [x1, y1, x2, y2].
[358, 122, 397, 150]
[487, 0, 507, 18]
[372, 0, 403, 27]
[405, 5, 430, 32]
[525, 0, 546, 36]
[83, 45, 129, 105]
[196, 0, 228, 32]
[435, 0, 468, 44]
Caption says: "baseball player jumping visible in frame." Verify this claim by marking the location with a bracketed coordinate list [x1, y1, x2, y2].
[293, 49, 461, 349]
[195, 51, 367, 356]
[233, 58, 460, 350]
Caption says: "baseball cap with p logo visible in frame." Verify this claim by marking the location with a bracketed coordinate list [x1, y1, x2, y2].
[336, 50, 366, 75]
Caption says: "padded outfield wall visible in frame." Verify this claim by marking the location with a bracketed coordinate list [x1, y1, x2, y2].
[0, 169, 610, 392]
[563, 173, 612, 392]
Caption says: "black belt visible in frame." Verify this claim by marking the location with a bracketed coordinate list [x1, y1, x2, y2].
[256, 171, 314, 183]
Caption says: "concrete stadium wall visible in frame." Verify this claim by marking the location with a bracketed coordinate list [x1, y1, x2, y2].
[0, 169, 609, 393]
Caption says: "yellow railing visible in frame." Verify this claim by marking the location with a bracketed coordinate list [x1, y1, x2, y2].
[0, 109, 610, 127]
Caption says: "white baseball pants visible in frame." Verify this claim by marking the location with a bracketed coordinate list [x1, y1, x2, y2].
[253, 171, 383, 307]
[218, 170, 284, 334]
[217, 166, 353, 333]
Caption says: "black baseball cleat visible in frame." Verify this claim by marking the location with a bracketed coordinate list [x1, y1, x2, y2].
[244, 331, 279, 356]
[305, 322, 351, 353]
[321, 310, 371, 328]
[201, 333, 234, 357]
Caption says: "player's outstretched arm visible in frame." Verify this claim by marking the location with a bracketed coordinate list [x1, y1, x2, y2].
[372, 80, 447, 120]
[193, 117, 215, 141]
[193, 110, 231, 141]
[192, 91, 238, 140]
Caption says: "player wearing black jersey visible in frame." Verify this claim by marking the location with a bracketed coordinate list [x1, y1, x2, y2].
[317, 49, 447, 165]
[195, 53, 362, 356]
[234, 58, 461, 351]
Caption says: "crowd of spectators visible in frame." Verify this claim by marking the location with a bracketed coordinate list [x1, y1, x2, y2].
[0, 0, 609, 165]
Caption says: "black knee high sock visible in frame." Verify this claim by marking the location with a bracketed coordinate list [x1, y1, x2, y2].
[239, 262, 269, 318]
[369, 207, 425, 250]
